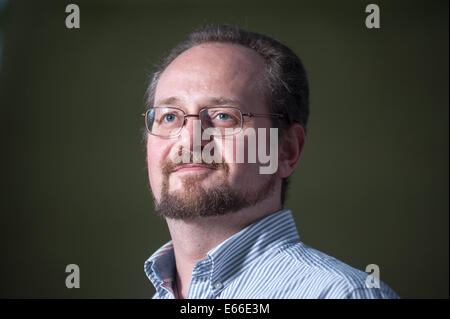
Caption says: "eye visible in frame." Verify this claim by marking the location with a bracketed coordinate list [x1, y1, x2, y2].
[204, 108, 241, 128]
[163, 113, 176, 122]
[217, 113, 231, 121]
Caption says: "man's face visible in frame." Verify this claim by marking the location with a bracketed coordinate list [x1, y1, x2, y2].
[146, 43, 278, 219]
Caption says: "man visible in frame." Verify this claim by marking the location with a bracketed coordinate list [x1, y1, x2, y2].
[143, 25, 399, 299]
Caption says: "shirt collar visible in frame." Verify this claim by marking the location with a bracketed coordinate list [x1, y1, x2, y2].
[144, 240, 177, 298]
[207, 209, 300, 293]
[144, 209, 300, 297]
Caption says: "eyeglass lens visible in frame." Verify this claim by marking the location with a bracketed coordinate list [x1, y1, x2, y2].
[146, 107, 242, 136]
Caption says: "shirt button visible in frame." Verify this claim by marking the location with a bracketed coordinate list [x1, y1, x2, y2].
[213, 281, 223, 290]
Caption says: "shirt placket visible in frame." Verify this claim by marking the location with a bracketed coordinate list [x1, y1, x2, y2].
[160, 278, 177, 299]
[188, 258, 215, 299]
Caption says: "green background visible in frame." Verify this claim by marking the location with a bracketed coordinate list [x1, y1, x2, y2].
[0, 0, 448, 298]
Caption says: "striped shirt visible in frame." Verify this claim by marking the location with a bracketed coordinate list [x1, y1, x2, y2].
[144, 209, 399, 299]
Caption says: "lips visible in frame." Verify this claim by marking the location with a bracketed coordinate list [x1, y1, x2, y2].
[172, 164, 217, 173]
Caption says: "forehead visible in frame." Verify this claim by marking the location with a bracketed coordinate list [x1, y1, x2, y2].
[154, 43, 267, 111]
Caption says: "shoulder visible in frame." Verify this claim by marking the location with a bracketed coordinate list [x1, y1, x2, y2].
[249, 241, 399, 299]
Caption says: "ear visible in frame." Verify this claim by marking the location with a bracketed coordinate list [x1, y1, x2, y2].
[278, 123, 306, 178]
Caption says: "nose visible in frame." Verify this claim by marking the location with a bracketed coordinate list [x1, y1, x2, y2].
[178, 115, 211, 151]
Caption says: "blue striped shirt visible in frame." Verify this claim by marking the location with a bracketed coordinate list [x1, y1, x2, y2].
[144, 209, 399, 299]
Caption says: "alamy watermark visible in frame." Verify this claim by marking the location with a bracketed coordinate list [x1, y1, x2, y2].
[365, 264, 380, 288]
[65, 264, 80, 289]
[365, 4, 380, 29]
[168, 120, 279, 174]
[65, 4, 80, 29]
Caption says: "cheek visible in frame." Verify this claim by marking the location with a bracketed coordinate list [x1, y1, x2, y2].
[217, 136, 262, 185]
[217, 134, 251, 164]
[146, 138, 169, 196]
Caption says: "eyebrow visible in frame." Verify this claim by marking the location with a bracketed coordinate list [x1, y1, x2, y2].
[153, 96, 183, 108]
[153, 96, 244, 109]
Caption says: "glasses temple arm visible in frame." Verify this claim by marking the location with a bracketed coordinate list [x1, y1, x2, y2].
[242, 113, 284, 118]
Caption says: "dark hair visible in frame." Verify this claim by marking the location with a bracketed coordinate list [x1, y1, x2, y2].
[145, 24, 309, 206]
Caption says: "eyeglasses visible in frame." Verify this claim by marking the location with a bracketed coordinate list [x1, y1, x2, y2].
[141, 106, 283, 137]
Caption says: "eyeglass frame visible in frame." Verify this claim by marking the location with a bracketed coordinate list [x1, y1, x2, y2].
[141, 106, 284, 137]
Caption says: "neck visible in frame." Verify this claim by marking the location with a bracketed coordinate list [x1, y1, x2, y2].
[166, 197, 281, 299]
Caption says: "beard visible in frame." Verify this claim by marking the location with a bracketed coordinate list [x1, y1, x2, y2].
[153, 156, 277, 220]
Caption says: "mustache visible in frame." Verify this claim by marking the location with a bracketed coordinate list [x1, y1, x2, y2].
[161, 153, 229, 177]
